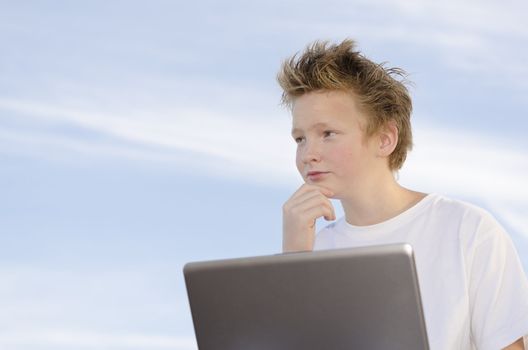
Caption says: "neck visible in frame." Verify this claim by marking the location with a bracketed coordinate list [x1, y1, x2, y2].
[339, 173, 426, 226]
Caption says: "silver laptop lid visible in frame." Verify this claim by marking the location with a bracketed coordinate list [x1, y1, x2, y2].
[184, 243, 429, 350]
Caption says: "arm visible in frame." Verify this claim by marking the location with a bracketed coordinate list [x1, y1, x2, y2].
[503, 338, 525, 350]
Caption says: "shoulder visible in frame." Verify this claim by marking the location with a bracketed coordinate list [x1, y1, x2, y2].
[426, 194, 503, 240]
[426, 194, 491, 220]
[425, 195, 519, 274]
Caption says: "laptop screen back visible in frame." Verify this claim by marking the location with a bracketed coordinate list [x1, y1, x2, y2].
[184, 243, 429, 350]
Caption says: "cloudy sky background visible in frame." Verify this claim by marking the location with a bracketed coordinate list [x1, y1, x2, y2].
[1, 0, 527, 349]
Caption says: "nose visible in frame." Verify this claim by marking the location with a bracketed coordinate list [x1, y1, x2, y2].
[300, 139, 321, 164]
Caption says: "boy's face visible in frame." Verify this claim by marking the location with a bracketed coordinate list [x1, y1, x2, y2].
[291, 90, 381, 198]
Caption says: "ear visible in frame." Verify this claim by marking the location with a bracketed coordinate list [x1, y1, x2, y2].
[377, 120, 398, 157]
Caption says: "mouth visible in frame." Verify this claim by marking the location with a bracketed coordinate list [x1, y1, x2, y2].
[306, 171, 330, 181]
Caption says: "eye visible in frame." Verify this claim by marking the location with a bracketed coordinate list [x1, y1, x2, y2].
[323, 130, 336, 138]
[294, 136, 305, 144]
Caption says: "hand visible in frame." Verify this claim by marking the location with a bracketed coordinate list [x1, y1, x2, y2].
[282, 184, 336, 253]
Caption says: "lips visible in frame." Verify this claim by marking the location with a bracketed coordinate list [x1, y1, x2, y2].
[306, 171, 330, 181]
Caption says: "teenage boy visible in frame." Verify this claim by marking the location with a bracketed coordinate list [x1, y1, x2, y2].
[278, 39, 528, 350]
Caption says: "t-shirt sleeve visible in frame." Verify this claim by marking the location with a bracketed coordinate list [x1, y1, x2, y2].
[467, 213, 528, 350]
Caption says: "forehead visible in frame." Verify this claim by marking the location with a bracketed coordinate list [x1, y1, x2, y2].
[291, 90, 365, 131]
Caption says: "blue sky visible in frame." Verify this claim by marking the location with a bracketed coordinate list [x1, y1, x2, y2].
[1, 0, 527, 349]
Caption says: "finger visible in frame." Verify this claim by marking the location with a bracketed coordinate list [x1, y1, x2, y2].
[296, 195, 336, 221]
[316, 198, 335, 221]
[284, 188, 329, 213]
[290, 189, 331, 207]
[290, 196, 335, 222]
[290, 183, 334, 200]
[287, 190, 334, 214]
[323, 202, 336, 221]
[315, 186, 334, 198]
[304, 183, 334, 198]
[301, 203, 336, 226]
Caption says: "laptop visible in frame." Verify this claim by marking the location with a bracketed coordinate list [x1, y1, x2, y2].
[183, 243, 429, 350]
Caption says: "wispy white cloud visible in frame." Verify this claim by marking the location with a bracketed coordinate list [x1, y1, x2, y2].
[1, 96, 526, 205]
[0, 96, 298, 185]
[3, 100, 526, 266]
[387, 0, 528, 37]
[0, 265, 196, 349]
[7, 100, 522, 241]
[400, 125, 528, 202]
[2, 2, 527, 349]
[282, 0, 528, 86]
[0, 330, 196, 349]
[399, 125, 528, 243]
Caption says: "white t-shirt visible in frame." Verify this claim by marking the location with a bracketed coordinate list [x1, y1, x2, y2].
[314, 193, 528, 350]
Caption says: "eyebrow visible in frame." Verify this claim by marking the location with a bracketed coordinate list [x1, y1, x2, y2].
[291, 122, 332, 136]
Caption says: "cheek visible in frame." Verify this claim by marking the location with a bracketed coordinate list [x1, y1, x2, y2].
[329, 144, 363, 174]
[295, 149, 303, 172]
[328, 144, 352, 163]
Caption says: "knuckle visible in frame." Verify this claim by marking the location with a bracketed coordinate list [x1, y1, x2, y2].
[290, 206, 301, 216]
